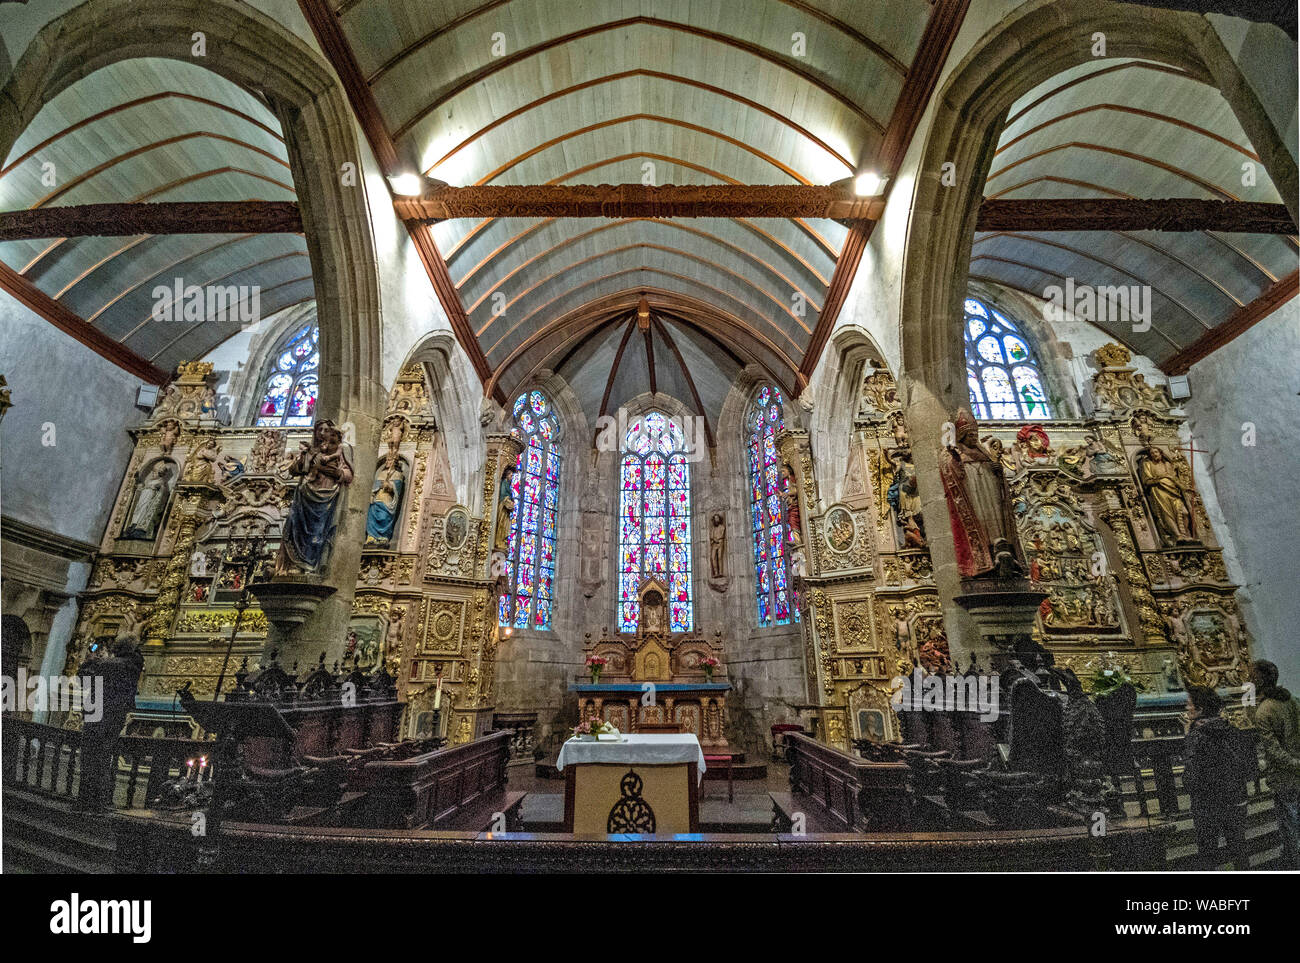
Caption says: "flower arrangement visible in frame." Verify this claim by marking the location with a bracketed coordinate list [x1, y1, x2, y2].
[571, 717, 619, 740]
[1081, 651, 1145, 695]
[585, 655, 608, 682]
[697, 655, 720, 679]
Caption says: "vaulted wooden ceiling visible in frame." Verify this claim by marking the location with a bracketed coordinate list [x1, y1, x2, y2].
[0, 59, 314, 379]
[2, 3, 1294, 399]
[327, 0, 936, 410]
[975, 57, 1298, 371]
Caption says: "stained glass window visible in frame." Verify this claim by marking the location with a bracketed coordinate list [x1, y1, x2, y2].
[963, 297, 1051, 420]
[256, 323, 319, 427]
[746, 385, 799, 627]
[617, 411, 694, 633]
[499, 390, 562, 630]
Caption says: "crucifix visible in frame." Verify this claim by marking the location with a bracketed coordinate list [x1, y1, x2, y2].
[1178, 435, 1210, 473]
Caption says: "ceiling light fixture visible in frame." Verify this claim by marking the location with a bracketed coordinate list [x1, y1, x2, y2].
[388, 172, 424, 196]
[854, 171, 886, 197]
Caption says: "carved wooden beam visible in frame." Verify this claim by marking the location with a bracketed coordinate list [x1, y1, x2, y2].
[977, 198, 1298, 234]
[394, 185, 882, 222]
[1162, 269, 1299, 374]
[0, 259, 168, 383]
[0, 201, 303, 240]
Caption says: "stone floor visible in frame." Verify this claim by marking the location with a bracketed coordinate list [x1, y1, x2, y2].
[512, 759, 790, 833]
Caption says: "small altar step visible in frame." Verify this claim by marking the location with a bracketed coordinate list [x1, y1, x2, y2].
[521, 791, 775, 834]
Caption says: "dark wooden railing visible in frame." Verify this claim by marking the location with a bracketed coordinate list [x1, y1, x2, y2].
[3, 717, 214, 808]
[492, 711, 538, 762]
[5, 720, 81, 798]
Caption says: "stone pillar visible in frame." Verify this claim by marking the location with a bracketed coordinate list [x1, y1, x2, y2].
[897, 376, 986, 667]
[268, 379, 385, 671]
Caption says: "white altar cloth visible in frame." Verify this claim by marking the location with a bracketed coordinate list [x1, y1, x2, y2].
[556, 733, 707, 784]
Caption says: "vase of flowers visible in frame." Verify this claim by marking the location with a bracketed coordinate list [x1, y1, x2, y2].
[572, 718, 620, 741]
[586, 655, 608, 683]
[697, 655, 719, 682]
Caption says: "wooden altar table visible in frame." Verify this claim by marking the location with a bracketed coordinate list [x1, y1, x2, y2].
[555, 733, 706, 834]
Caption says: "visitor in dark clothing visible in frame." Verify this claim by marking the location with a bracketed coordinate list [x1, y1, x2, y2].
[76, 637, 144, 810]
[1182, 686, 1248, 870]
[1250, 661, 1300, 868]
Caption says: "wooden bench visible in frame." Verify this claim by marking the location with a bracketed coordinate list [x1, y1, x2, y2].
[772, 733, 910, 833]
[351, 730, 525, 831]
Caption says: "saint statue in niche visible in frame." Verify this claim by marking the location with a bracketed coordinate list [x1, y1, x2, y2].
[709, 513, 727, 578]
[275, 419, 353, 575]
[493, 466, 516, 552]
[886, 449, 924, 546]
[122, 461, 175, 540]
[939, 409, 1024, 578]
[641, 588, 666, 635]
[1135, 445, 1197, 545]
[364, 452, 406, 546]
[780, 463, 803, 546]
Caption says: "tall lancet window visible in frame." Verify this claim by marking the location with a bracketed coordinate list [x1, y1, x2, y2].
[499, 390, 561, 630]
[964, 297, 1051, 420]
[618, 411, 694, 633]
[255, 322, 319, 426]
[747, 385, 795, 626]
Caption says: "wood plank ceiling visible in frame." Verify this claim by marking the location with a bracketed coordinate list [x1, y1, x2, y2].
[974, 57, 1299, 370]
[330, 0, 936, 411]
[4, 5, 1294, 397]
[0, 58, 314, 379]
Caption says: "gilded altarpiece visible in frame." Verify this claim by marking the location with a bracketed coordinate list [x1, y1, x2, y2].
[74, 363, 291, 723]
[789, 351, 1250, 756]
[364, 364, 512, 746]
[797, 371, 941, 752]
[72, 361, 516, 747]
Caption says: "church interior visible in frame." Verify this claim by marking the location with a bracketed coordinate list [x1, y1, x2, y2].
[1, 0, 1298, 876]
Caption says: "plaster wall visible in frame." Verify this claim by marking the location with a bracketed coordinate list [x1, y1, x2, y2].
[0, 291, 144, 543]
[1183, 303, 1300, 686]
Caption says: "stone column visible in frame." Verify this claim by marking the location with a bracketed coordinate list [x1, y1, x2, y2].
[267, 379, 385, 671]
[897, 374, 987, 667]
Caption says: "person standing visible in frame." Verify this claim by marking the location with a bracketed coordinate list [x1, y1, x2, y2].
[76, 637, 144, 810]
[1250, 661, 1300, 868]
[1182, 686, 1248, 870]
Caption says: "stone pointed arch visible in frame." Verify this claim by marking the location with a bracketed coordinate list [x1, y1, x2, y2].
[0, 0, 386, 422]
[895, 0, 1297, 662]
[0, 0, 389, 664]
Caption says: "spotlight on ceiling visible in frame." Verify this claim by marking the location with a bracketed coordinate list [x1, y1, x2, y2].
[854, 171, 886, 197]
[388, 172, 424, 196]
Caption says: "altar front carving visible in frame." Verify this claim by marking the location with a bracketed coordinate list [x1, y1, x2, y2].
[572, 580, 730, 747]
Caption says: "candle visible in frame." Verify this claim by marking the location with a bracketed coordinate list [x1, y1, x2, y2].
[186, 759, 194, 780]
[199, 756, 208, 783]
[433, 676, 442, 710]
